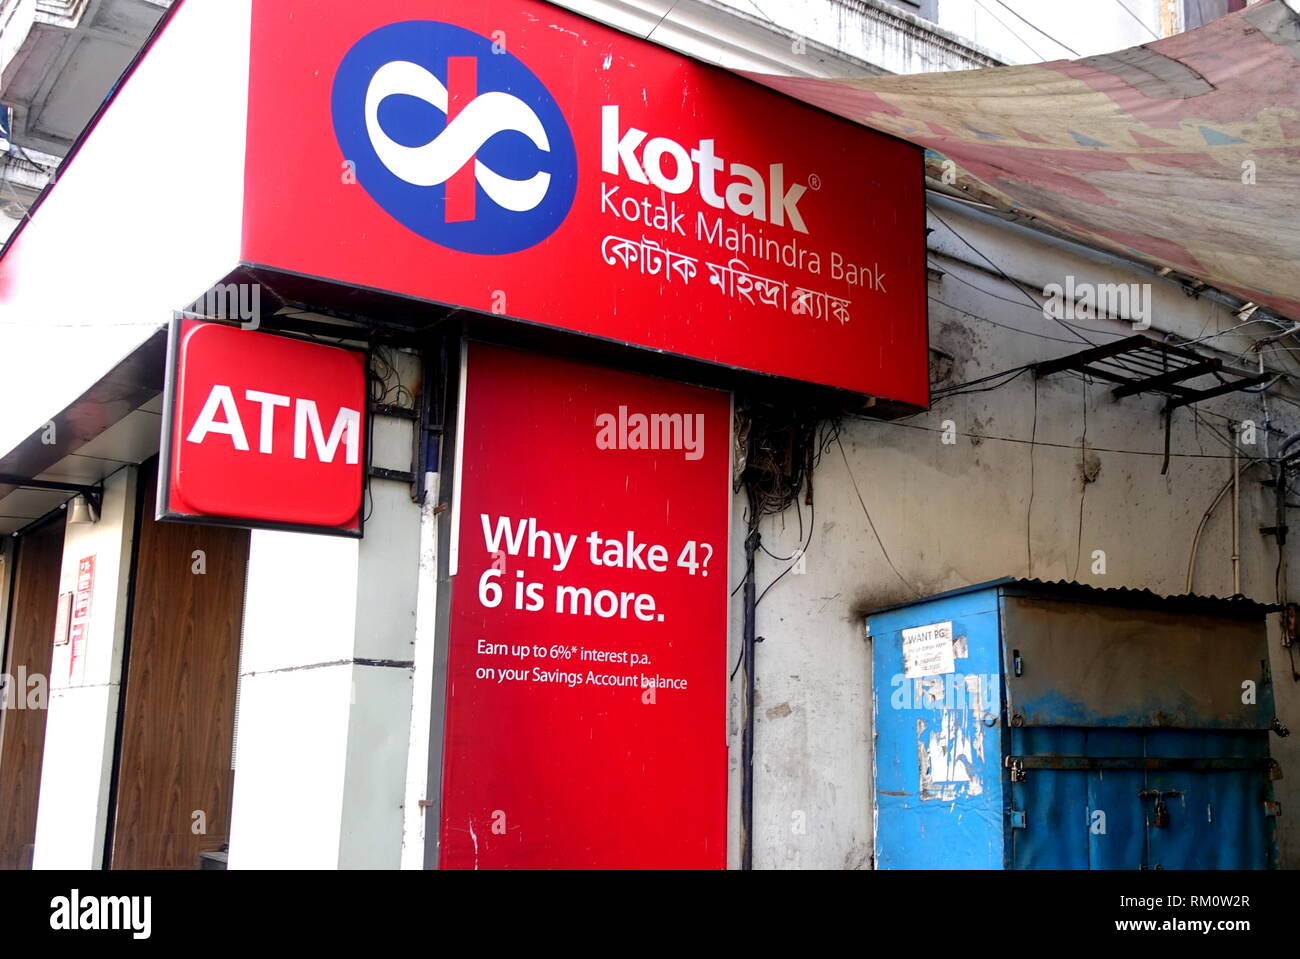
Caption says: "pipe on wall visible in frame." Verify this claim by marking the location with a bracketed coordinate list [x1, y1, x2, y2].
[740, 527, 758, 871]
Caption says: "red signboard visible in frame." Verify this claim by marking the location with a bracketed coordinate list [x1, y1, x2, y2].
[159, 320, 367, 535]
[440, 343, 730, 868]
[243, 0, 928, 405]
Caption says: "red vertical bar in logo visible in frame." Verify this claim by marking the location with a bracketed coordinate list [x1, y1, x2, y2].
[444, 56, 477, 223]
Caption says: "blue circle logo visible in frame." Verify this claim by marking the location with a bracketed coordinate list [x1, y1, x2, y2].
[332, 21, 578, 255]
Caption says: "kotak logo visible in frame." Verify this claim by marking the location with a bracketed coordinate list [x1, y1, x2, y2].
[332, 21, 577, 255]
[364, 61, 552, 215]
[165, 323, 367, 532]
[602, 106, 810, 234]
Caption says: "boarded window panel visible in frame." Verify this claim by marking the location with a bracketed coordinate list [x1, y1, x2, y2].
[110, 462, 248, 870]
[0, 513, 66, 870]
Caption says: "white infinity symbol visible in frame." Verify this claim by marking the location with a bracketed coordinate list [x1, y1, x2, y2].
[364, 60, 552, 212]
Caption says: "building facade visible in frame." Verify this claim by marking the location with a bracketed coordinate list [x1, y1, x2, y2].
[1, 0, 1296, 870]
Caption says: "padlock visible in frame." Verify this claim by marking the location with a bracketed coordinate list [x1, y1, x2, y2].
[1153, 796, 1170, 828]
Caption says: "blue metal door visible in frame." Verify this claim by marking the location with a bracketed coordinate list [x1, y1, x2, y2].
[1010, 728, 1145, 869]
[870, 587, 1006, 869]
[1141, 730, 1275, 870]
[1009, 728, 1277, 869]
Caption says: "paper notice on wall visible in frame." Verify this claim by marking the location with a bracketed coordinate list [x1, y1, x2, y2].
[67, 555, 95, 684]
[902, 621, 954, 678]
[52, 591, 73, 647]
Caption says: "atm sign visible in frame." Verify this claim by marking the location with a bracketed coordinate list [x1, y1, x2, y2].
[160, 320, 367, 535]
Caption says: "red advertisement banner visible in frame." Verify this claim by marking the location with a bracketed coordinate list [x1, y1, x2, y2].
[440, 344, 730, 868]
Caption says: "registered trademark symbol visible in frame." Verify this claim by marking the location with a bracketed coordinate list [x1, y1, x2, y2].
[808, 174, 822, 191]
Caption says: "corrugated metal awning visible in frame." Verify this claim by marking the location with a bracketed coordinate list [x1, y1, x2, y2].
[870, 576, 1278, 618]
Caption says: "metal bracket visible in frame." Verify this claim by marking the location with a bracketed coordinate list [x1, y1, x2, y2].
[373, 403, 418, 420]
[369, 467, 418, 484]
[1284, 604, 1299, 648]
[0, 474, 103, 519]
[1011, 755, 1276, 772]
[1008, 809, 1027, 829]
[371, 397, 425, 502]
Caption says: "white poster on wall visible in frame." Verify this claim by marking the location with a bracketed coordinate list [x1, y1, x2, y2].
[902, 620, 955, 678]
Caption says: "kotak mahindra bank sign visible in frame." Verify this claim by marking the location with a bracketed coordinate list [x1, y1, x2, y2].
[243, 0, 928, 405]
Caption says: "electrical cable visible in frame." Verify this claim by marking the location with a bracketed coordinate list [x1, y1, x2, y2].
[934, 366, 1034, 400]
[932, 363, 1036, 396]
[645, 0, 682, 41]
[865, 415, 1269, 461]
[756, 501, 815, 608]
[1181, 317, 1287, 347]
[930, 208, 1096, 346]
[1071, 376, 1089, 581]
[928, 261, 1130, 338]
[972, 0, 1047, 59]
[1027, 375, 1038, 576]
[994, 0, 1081, 55]
[929, 294, 1085, 345]
[1114, 0, 1162, 41]
[835, 433, 918, 597]
[929, 253, 1300, 383]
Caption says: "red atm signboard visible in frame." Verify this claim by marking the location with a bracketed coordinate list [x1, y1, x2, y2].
[441, 344, 729, 868]
[243, 0, 928, 405]
[160, 320, 367, 536]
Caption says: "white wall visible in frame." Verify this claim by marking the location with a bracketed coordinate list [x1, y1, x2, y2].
[400, 471, 443, 869]
[33, 466, 136, 869]
[934, 0, 1165, 63]
[225, 530, 358, 869]
[227, 349, 424, 869]
[0, 0, 250, 458]
[733, 195, 1300, 868]
[548, 0, 1003, 77]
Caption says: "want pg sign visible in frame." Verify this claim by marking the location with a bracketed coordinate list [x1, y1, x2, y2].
[159, 320, 367, 535]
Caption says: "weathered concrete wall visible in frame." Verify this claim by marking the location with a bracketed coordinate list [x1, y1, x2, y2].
[731, 194, 1300, 868]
